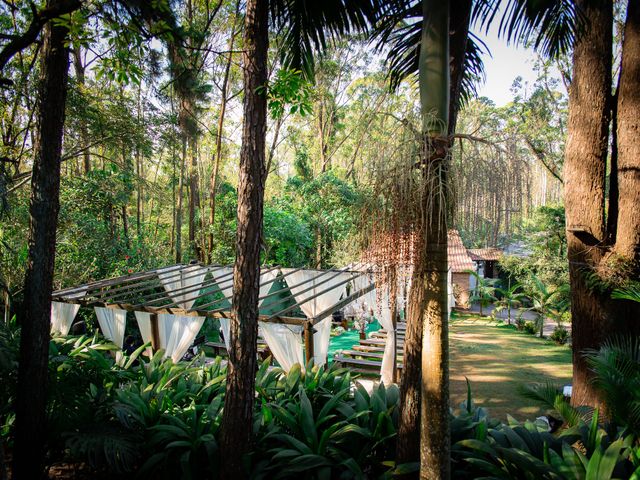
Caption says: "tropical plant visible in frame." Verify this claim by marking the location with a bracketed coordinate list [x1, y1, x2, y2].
[550, 325, 569, 345]
[612, 283, 640, 304]
[495, 280, 526, 324]
[524, 274, 569, 338]
[469, 271, 498, 317]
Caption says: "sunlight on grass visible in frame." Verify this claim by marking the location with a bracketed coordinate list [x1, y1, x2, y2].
[450, 315, 572, 422]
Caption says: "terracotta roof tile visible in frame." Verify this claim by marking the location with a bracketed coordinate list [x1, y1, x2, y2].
[448, 230, 475, 272]
[468, 248, 503, 262]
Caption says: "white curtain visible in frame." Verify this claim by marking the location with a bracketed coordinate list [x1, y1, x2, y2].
[158, 314, 205, 363]
[282, 269, 352, 366]
[158, 265, 207, 310]
[259, 322, 303, 371]
[376, 288, 396, 385]
[95, 307, 127, 348]
[258, 269, 280, 307]
[134, 311, 154, 356]
[211, 266, 234, 302]
[50, 302, 81, 335]
[219, 317, 231, 350]
[448, 267, 455, 314]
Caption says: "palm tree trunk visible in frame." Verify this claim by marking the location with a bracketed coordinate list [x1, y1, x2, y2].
[219, 0, 268, 476]
[13, 4, 73, 476]
[564, 0, 611, 407]
[417, 0, 450, 476]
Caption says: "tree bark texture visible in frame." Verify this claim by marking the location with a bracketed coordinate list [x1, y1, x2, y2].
[564, 0, 611, 407]
[614, 0, 640, 265]
[219, 0, 268, 476]
[13, 3, 71, 477]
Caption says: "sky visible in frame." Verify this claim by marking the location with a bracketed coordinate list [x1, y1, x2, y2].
[473, 22, 546, 106]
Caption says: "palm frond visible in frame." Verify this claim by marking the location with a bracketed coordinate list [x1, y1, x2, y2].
[472, 0, 583, 59]
[270, 0, 381, 81]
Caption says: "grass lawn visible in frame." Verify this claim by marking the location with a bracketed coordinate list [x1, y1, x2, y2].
[449, 313, 572, 422]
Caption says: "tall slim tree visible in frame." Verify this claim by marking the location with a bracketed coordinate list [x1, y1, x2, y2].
[12, 1, 76, 476]
[218, 1, 378, 474]
[218, 0, 268, 476]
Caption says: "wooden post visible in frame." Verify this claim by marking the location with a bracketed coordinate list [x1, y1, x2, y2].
[304, 321, 314, 365]
[150, 313, 160, 352]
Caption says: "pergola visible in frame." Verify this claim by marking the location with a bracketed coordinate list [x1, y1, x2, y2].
[51, 263, 376, 366]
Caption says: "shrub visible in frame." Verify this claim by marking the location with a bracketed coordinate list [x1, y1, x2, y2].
[550, 325, 569, 345]
[523, 321, 537, 335]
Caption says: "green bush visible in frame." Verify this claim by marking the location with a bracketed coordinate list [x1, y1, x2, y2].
[523, 321, 537, 335]
[550, 325, 569, 345]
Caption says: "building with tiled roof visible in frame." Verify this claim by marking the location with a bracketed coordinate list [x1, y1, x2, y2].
[447, 230, 474, 307]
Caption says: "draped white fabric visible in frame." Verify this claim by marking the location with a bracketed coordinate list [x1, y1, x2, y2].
[158, 314, 205, 363]
[258, 269, 279, 307]
[312, 318, 332, 366]
[95, 307, 127, 348]
[134, 311, 154, 356]
[211, 266, 234, 302]
[376, 288, 395, 385]
[219, 317, 231, 350]
[50, 302, 81, 335]
[133, 312, 204, 362]
[258, 322, 303, 371]
[448, 268, 455, 313]
[282, 269, 352, 365]
[158, 265, 207, 310]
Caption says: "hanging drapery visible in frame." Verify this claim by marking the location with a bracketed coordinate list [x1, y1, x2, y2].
[95, 307, 127, 349]
[376, 287, 395, 385]
[133, 311, 154, 356]
[50, 302, 81, 336]
[258, 322, 304, 371]
[158, 264, 207, 310]
[135, 312, 204, 363]
[219, 317, 231, 350]
[448, 267, 455, 314]
[281, 269, 353, 366]
[258, 269, 279, 307]
[211, 266, 234, 303]
[50, 287, 87, 335]
[158, 314, 205, 363]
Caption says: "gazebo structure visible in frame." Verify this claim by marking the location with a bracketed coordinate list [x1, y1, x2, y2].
[50, 263, 377, 370]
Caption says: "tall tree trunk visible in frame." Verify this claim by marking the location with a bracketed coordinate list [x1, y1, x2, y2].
[219, 0, 268, 476]
[418, 0, 450, 477]
[13, 4, 72, 476]
[189, 137, 201, 260]
[564, 0, 612, 407]
[614, 0, 640, 267]
[72, 44, 90, 175]
[208, 23, 237, 262]
[396, 1, 468, 474]
[175, 138, 186, 263]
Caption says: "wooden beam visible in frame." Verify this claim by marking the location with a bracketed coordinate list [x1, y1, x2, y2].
[150, 312, 160, 351]
[304, 321, 314, 365]
[309, 281, 375, 326]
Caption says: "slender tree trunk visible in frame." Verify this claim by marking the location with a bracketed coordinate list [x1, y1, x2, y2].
[418, 0, 450, 477]
[72, 44, 90, 175]
[176, 138, 186, 263]
[219, 0, 268, 476]
[13, 4, 72, 476]
[564, 0, 612, 407]
[189, 137, 201, 260]
[208, 24, 237, 262]
[396, 1, 467, 474]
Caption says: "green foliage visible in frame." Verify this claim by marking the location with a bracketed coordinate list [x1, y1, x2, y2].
[550, 325, 569, 345]
[469, 271, 497, 316]
[259, 69, 313, 119]
[586, 336, 640, 436]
